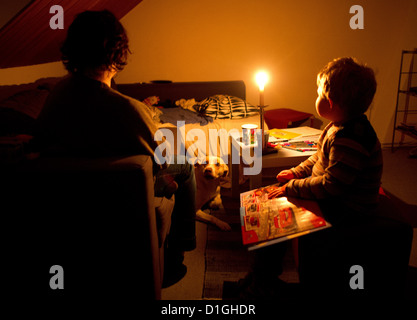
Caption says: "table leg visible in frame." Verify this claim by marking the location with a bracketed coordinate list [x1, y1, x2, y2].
[231, 162, 240, 198]
[229, 136, 240, 198]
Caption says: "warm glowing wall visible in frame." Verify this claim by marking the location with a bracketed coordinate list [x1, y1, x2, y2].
[117, 0, 417, 144]
[1, 0, 416, 144]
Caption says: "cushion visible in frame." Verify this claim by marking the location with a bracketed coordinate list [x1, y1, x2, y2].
[194, 95, 258, 119]
[264, 108, 313, 129]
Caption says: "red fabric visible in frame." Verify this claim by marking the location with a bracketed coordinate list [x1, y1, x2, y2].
[0, 0, 142, 69]
[264, 108, 313, 129]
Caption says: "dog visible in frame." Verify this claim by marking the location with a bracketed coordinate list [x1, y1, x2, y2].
[194, 156, 231, 231]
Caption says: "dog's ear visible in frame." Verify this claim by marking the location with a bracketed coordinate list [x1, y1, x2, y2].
[193, 157, 204, 167]
[222, 167, 229, 178]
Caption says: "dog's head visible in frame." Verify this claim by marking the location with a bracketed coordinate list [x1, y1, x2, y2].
[195, 156, 229, 180]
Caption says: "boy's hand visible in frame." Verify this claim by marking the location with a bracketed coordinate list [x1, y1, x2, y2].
[276, 170, 294, 183]
[268, 184, 287, 199]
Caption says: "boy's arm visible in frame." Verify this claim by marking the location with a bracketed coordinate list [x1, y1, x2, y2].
[290, 152, 318, 178]
[284, 138, 377, 199]
[288, 125, 329, 178]
[276, 153, 317, 184]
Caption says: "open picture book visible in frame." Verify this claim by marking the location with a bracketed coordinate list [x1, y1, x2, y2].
[240, 184, 331, 250]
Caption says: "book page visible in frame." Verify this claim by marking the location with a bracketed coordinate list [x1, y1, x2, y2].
[240, 184, 331, 248]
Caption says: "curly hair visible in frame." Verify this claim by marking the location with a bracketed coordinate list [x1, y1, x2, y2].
[317, 57, 377, 117]
[61, 10, 130, 74]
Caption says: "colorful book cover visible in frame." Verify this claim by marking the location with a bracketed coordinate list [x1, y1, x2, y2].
[240, 184, 331, 249]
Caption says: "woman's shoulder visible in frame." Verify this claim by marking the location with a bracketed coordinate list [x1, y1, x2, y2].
[110, 87, 160, 120]
[107, 86, 150, 114]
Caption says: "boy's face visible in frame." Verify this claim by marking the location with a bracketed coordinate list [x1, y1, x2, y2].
[315, 86, 332, 120]
[315, 85, 345, 123]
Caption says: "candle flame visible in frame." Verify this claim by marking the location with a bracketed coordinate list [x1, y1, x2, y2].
[255, 71, 269, 91]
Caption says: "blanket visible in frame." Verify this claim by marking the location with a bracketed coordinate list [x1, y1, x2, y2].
[159, 107, 213, 126]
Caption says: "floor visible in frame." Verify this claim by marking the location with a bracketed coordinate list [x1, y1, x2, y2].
[380, 146, 417, 269]
[161, 220, 208, 300]
[161, 146, 417, 300]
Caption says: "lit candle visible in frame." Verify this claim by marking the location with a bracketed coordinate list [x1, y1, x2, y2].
[255, 71, 268, 106]
[260, 86, 264, 107]
[255, 71, 269, 150]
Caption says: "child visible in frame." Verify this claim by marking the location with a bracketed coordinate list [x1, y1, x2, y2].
[238, 57, 382, 299]
[269, 57, 382, 223]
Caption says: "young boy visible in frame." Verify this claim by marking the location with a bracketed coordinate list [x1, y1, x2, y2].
[269, 57, 382, 223]
[238, 57, 382, 299]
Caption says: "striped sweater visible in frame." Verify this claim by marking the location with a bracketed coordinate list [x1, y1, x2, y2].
[286, 115, 383, 214]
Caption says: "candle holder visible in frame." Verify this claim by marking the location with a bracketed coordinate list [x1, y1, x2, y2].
[258, 105, 277, 155]
[258, 104, 267, 148]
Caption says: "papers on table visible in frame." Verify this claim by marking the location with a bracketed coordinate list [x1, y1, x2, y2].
[268, 126, 322, 143]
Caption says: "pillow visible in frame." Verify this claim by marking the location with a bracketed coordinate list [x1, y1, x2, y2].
[194, 95, 259, 119]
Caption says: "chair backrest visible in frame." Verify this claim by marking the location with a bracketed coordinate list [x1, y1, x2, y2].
[1, 155, 162, 302]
